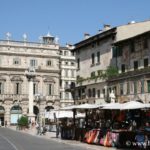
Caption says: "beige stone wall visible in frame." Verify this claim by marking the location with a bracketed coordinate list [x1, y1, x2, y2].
[0, 41, 60, 126]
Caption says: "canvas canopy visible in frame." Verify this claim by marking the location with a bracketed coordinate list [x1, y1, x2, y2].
[46, 110, 85, 119]
[121, 101, 145, 110]
[101, 101, 147, 110]
[61, 103, 99, 110]
[101, 102, 122, 110]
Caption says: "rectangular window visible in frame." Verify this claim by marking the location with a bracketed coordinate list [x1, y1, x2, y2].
[15, 82, 20, 95]
[143, 38, 148, 49]
[102, 89, 105, 97]
[127, 82, 130, 94]
[141, 80, 144, 93]
[92, 88, 95, 97]
[134, 81, 137, 94]
[130, 42, 135, 53]
[0, 82, 4, 94]
[48, 84, 52, 95]
[77, 58, 80, 69]
[91, 72, 95, 78]
[147, 80, 150, 93]
[78, 89, 81, 98]
[144, 58, 148, 68]
[134, 61, 138, 70]
[112, 46, 117, 58]
[97, 52, 100, 63]
[65, 82, 68, 88]
[13, 58, 20, 65]
[71, 70, 75, 77]
[118, 46, 123, 57]
[64, 51, 68, 56]
[120, 83, 123, 95]
[121, 64, 125, 73]
[33, 83, 38, 95]
[91, 53, 95, 65]
[97, 90, 100, 98]
[65, 70, 68, 77]
[71, 62, 75, 66]
[47, 60, 52, 66]
[30, 59, 37, 67]
[65, 92, 69, 99]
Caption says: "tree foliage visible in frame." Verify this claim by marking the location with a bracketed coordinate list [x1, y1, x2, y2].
[106, 66, 118, 78]
[18, 116, 28, 127]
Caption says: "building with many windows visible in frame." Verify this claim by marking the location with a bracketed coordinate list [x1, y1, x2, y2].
[73, 20, 150, 104]
[74, 27, 116, 104]
[60, 44, 76, 107]
[109, 30, 150, 103]
[0, 33, 60, 126]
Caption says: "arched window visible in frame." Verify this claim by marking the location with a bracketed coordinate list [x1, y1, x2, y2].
[10, 105, 22, 125]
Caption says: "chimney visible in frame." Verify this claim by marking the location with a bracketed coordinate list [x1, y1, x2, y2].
[66, 43, 74, 49]
[98, 29, 103, 33]
[103, 24, 111, 31]
[84, 33, 90, 39]
[128, 21, 136, 24]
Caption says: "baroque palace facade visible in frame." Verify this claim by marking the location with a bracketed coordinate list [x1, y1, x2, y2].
[0, 33, 75, 126]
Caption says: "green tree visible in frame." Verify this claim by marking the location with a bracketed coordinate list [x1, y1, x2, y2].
[18, 116, 28, 128]
[106, 66, 118, 78]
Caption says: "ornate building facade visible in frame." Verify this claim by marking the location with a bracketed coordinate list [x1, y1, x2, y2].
[0, 34, 60, 126]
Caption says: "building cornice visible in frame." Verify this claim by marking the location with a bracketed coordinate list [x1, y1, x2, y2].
[74, 27, 116, 50]
[0, 52, 60, 59]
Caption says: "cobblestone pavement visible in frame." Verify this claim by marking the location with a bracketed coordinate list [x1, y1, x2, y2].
[8, 126, 117, 150]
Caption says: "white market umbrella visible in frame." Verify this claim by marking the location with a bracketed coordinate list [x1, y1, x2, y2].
[101, 102, 123, 110]
[144, 103, 150, 108]
[75, 103, 99, 109]
[48, 110, 73, 119]
[60, 105, 78, 110]
[121, 101, 145, 110]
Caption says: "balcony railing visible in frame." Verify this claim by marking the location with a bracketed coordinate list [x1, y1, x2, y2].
[0, 40, 58, 49]
[45, 95, 60, 101]
[0, 94, 60, 102]
[0, 94, 28, 101]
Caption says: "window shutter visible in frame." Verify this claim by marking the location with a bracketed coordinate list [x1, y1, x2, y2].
[1, 82, 4, 94]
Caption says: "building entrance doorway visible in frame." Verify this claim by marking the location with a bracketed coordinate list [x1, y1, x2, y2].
[34, 106, 39, 121]
[0, 106, 5, 126]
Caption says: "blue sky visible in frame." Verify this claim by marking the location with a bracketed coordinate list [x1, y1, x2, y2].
[0, 0, 149, 46]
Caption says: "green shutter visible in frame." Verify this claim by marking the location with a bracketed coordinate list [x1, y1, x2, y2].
[147, 81, 150, 93]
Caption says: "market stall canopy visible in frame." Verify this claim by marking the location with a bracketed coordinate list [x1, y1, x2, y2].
[144, 103, 150, 108]
[46, 110, 85, 119]
[60, 103, 99, 110]
[100, 101, 148, 110]
[121, 101, 145, 110]
[101, 102, 122, 110]
[60, 105, 78, 110]
[75, 103, 99, 109]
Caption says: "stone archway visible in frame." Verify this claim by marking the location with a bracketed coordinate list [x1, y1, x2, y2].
[45, 106, 54, 125]
[10, 105, 22, 125]
[33, 106, 39, 121]
[0, 106, 5, 126]
[45, 106, 54, 111]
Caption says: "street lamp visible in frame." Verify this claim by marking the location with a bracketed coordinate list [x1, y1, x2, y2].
[25, 67, 36, 123]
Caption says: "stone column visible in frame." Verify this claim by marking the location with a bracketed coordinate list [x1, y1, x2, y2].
[5, 105, 11, 126]
[28, 78, 35, 122]
[25, 68, 36, 123]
